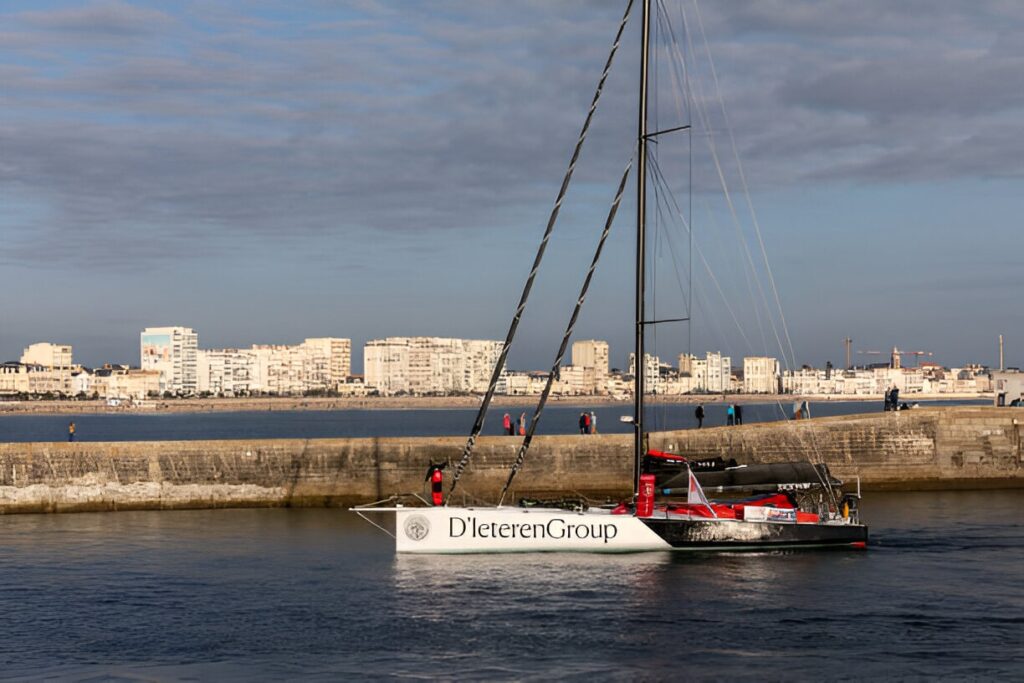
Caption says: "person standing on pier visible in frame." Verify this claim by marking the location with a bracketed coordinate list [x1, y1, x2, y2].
[695, 404, 704, 429]
[518, 412, 526, 436]
[734, 404, 743, 426]
[578, 412, 588, 434]
[503, 412, 512, 435]
[68, 421, 75, 442]
[726, 404, 735, 426]
[589, 411, 598, 434]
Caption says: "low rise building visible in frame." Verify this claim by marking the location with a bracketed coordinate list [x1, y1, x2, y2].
[0, 362, 30, 395]
[91, 365, 161, 399]
[992, 371, 1022, 406]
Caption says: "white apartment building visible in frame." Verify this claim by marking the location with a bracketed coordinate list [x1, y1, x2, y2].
[198, 338, 351, 395]
[743, 356, 780, 394]
[20, 342, 74, 394]
[301, 337, 352, 387]
[705, 351, 732, 393]
[141, 326, 198, 395]
[571, 340, 609, 391]
[363, 337, 504, 396]
[628, 352, 664, 393]
[679, 352, 731, 393]
[197, 348, 259, 395]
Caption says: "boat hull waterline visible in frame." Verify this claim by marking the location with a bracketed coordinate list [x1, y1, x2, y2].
[370, 506, 867, 554]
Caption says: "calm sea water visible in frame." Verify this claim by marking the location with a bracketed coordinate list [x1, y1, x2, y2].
[0, 400, 989, 442]
[0, 490, 1020, 681]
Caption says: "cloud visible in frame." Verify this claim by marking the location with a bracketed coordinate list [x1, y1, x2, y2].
[17, 0, 175, 37]
[2, 0, 1024, 271]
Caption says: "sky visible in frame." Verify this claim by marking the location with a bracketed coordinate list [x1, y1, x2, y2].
[1, 0, 1022, 373]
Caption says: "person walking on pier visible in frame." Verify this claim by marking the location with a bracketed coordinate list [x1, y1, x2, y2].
[68, 421, 75, 442]
[695, 404, 704, 429]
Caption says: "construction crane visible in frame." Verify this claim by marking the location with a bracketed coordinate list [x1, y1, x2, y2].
[858, 347, 933, 369]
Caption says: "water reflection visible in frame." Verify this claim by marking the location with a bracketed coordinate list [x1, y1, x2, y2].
[0, 494, 1019, 680]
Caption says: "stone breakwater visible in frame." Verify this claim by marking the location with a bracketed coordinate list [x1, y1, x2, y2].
[0, 407, 1020, 514]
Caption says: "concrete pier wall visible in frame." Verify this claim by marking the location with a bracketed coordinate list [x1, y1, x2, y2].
[0, 407, 1020, 514]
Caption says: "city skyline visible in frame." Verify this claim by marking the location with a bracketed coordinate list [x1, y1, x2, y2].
[2, 315, 1020, 376]
[3, 326, 1013, 378]
[2, 332, 997, 400]
[2, 1, 1022, 372]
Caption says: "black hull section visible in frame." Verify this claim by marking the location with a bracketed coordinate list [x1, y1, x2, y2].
[641, 518, 868, 549]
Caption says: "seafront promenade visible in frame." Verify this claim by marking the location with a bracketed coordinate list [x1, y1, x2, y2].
[0, 393, 991, 415]
[0, 407, 1019, 514]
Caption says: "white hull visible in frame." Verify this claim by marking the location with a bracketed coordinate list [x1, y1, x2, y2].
[390, 506, 670, 554]
[353, 504, 867, 554]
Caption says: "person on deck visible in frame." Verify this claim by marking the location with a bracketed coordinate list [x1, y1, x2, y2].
[695, 404, 704, 429]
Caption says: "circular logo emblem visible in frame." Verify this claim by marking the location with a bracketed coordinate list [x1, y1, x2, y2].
[404, 514, 431, 541]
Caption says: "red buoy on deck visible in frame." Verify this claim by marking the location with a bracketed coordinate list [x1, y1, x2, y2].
[430, 468, 444, 506]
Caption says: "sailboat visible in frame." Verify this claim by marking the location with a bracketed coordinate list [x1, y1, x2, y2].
[354, 0, 867, 553]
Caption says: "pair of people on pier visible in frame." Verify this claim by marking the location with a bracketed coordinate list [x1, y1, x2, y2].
[502, 412, 527, 436]
[726, 404, 743, 426]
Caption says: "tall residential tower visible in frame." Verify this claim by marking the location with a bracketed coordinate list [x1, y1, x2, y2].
[140, 326, 198, 395]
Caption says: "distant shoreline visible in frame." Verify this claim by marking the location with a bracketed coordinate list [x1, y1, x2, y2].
[0, 393, 990, 416]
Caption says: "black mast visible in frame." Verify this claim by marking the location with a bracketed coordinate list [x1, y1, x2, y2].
[633, 0, 651, 499]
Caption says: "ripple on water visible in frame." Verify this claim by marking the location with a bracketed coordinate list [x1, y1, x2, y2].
[0, 492, 1021, 680]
